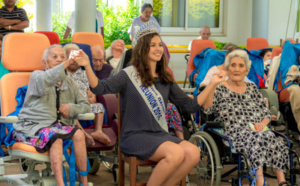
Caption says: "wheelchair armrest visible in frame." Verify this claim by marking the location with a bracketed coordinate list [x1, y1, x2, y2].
[181, 88, 195, 93]
[271, 120, 282, 126]
[0, 116, 18, 123]
[206, 121, 224, 128]
[77, 113, 95, 120]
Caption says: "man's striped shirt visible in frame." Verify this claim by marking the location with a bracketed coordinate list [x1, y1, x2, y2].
[0, 6, 29, 35]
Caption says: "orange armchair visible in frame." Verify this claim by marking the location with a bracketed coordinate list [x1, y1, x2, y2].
[246, 38, 269, 51]
[186, 40, 216, 86]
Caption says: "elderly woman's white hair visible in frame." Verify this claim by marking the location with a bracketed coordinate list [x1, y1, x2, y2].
[42, 44, 66, 62]
[62, 43, 80, 52]
[224, 49, 251, 71]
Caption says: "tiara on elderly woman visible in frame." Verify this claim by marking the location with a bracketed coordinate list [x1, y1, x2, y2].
[132, 20, 160, 47]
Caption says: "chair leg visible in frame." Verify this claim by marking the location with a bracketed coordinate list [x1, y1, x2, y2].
[119, 156, 125, 186]
[129, 157, 137, 186]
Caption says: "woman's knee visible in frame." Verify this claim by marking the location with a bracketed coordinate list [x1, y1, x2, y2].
[73, 129, 85, 142]
[182, 142, 200, 164]
[166, 146, 185, 167]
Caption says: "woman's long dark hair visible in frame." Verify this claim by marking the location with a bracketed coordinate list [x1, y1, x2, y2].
[130, 32, 174, 87]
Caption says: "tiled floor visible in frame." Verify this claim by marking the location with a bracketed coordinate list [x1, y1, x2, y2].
[2, 135, 300, 185]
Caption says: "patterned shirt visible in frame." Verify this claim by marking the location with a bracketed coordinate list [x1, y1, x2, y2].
[0, 6, 29, 35]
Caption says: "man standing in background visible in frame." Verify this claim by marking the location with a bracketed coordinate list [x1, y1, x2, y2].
[0, 0, 29, 35]
[63, 9, 104, 39]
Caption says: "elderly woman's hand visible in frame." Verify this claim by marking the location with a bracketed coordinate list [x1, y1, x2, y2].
[211, 70, 226, 85]
[59, 104, 70, 118]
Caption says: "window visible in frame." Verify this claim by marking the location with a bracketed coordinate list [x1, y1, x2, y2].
[153, 0, 223, 34]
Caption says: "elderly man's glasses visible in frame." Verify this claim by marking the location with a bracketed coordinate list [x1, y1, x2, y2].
[93, 59, 104, 63]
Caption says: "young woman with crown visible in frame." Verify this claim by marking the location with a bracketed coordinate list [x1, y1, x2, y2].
[74, 21, 226, 185]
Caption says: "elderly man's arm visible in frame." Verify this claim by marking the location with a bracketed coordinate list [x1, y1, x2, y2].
[0, 18, 21, 27]
[4, 20, 29, 30]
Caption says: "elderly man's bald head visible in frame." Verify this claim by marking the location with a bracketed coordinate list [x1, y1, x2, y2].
[91, 45, 106, 71]
[199, 26, 211, 40]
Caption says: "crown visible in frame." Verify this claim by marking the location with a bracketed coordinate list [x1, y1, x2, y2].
[132, 20, 160, 47]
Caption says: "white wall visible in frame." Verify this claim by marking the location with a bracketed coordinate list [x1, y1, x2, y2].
[268, 0, 298, 46]
[161, 0, 253, 82]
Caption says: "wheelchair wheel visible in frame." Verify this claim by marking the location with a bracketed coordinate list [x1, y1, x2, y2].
[188, 131, 221, 186]
[289, 150, 300, 185]
[19, 158, 34, 173]
[100, 151, 114, 171]
[88, 156, 100, 174]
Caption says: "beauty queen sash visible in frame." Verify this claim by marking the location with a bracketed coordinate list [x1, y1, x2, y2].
[124, 66, 168, 132]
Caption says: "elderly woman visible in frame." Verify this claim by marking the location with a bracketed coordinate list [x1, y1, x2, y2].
[12, 45, 91, 186]
[127, 3, 161, 40]
[203, 50, 289, 186]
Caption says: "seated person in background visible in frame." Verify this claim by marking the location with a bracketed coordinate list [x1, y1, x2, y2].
[106, 39, 125, 68]
[259, 49, 272, 76]
[267, 38, 296, 89]
[105, 39, 126, 66]
[63, 44, 111, 145]
[12, 45, 90, 186]
[162, 43, 184, 139]
[0, 34, 9, 79]
[110, 48, 132, 77]
[284, 55, 300, 132]
[200, 46, 251, 87]
[222, 42, 237, 50]
[91, 45, 113, 80]
[188, 26, 211, 51]
[203, 50, 289, 186]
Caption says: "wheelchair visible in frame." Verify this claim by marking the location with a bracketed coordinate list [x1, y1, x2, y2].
[184, 83, 300, 186]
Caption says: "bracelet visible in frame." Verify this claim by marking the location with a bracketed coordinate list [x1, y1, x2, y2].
[8, 25, 11, 31]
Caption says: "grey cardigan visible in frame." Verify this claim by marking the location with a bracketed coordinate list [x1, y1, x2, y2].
[13, 63, 90, 138]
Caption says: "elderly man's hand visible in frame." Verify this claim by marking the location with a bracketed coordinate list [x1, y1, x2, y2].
[211, 70, 226, 85]
[59, 104, 70, 118]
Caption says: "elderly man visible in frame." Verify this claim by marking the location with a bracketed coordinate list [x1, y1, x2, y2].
[92, 45, 113, 79]
[63, 9, 104, 39]
[188, 26, 211, 50]
[106, 39, 126, 68]
[13, 45, 90, 186]
[0, 0, 29, 35]
[63, 43, 111, 146]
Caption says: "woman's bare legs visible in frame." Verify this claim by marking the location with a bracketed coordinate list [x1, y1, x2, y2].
[147, 141, 200, 186]
[72, 129, 88, 186]
[162, 141, 200, 186]
[256, 168, 264, 186]
[91, 112, 111, 145]
[275, 168, 286, 185]
[49, 139, 64, 186]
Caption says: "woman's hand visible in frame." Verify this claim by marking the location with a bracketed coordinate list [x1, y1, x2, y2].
[84, 132, 95, 146]
[211, 70, 226, 86]
[87, 90, 97, 104]
[71, 50, 90, 67]
[255, 118, 270, 131]
[59, 104, 70, 118]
